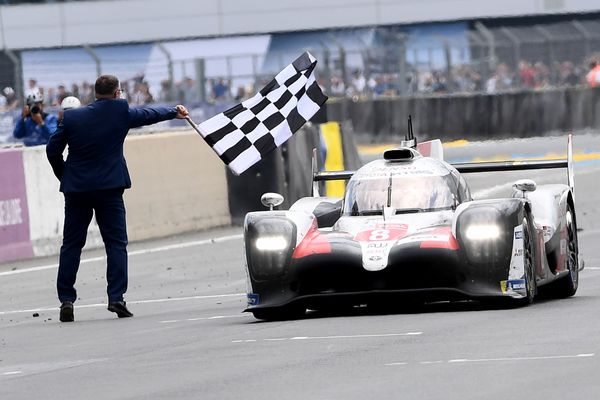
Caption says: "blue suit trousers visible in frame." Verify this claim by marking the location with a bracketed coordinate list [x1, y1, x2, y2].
[57, 188, 128, 303]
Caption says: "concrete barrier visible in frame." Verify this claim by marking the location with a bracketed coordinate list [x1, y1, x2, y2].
[22, 145, 103, 258]
[327, 87, 600, 140]
[123, 131, 230, 241]
[1, 129, 231, 263]
[0, 148, 33, 263]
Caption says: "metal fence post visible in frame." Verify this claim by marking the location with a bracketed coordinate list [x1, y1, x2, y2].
[398, 35, 407, 95]
[194, 58, 206, 103]
[83, 45, 101, 78]
[322, 48, 332, 95]
[4, 49, 23, 103]
[501, 27, 522, 85]
[535, 25, 555, 67]
[572, 21, 592, 61]
[475, 22, 497, 73]
[443, 41, 452, 91]
[157, 42, 176, 101]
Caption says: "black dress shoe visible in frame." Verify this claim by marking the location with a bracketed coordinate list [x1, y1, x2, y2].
[59, 301, 74, 322]
[107, 301, 133, 318]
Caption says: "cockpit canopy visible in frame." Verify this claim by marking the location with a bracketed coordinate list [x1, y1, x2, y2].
[342, 159, 459, 216]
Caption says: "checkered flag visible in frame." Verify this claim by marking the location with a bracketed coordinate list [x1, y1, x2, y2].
[193, 52, 328, 175]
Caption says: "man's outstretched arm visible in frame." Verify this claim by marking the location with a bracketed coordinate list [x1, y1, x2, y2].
[128, 104, 188, 129]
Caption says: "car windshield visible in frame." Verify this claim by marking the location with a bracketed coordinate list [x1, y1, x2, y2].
[343, 173, 457, 216]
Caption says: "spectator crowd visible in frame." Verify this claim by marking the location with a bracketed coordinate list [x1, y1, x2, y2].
[2, 53, 600, 117]
[318, 52, 600, 98]
[0, 75, 252, 113]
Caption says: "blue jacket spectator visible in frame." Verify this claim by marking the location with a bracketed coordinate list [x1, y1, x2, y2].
[13, 91, 58, 146]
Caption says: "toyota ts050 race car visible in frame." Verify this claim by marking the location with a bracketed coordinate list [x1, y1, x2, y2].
[243, 128, 581, 320]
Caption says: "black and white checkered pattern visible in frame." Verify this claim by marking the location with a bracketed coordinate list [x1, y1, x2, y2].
[198, 51, 328, 175]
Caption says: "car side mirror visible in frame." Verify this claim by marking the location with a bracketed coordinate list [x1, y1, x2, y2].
[513, 179, 537, 194]
[261, 192, 284, 211]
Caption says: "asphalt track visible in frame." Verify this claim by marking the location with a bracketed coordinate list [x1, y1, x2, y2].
[1, 133, 600, 400]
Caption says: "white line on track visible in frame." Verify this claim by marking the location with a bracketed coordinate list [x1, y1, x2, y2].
[0, 293, 245, 316]
[0, 233, 243, 277]
[232, 332, 423, 343]
[1, 371, 22, 376]
[159, 314, 248, 323]
[385, 353, 594, 366]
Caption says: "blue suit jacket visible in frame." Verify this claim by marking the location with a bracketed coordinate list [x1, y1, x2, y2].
[46, 99, 178, 193]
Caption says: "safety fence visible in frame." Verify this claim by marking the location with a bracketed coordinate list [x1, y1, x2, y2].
[327, 86, 600, 140]
[1, 15, 599, 117]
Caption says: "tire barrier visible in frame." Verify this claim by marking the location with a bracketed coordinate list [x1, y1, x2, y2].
[327, 87, 600, 141]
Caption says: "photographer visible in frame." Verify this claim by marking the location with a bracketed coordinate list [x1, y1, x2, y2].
[13, 91, 58, 146]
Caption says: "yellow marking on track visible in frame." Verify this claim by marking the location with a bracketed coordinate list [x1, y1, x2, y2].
[320, 122, 345, 197]
[574, 153, 600, 162]
[443, 139, 470, 148]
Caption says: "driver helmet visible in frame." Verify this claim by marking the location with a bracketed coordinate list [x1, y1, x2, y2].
[26, 91, 43, 106]
[60, 96, 81, 110]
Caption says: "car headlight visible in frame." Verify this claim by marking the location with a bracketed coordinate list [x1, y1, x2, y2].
[245, 216, 296, 279]
[255, 236, 289, 251]
[457, 206, 512, 266]
[465, 224, 501, 240]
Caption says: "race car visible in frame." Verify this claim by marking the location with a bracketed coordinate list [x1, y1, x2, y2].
[243, 126, 581, 320]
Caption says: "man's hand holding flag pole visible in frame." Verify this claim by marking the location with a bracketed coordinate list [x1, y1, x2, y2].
[185, 51, 328, 175]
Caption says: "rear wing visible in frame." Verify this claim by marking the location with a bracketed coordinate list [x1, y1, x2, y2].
[311, 149, 354, 197]
[451, 134, 574, 194]
[311, 134, 575, 197]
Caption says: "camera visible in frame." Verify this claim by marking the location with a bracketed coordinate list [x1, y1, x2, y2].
[30, 105, 40, 114]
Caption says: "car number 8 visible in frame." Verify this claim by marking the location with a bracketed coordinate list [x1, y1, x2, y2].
[369, 229, 390, 241]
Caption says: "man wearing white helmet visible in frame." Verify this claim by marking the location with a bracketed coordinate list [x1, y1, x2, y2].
[58, 96, 81, 121]
[13, 91, 58, 146]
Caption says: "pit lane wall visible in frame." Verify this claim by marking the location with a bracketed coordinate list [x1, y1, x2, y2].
[0, 129, 230, 264]
[328, 86, 600, 140]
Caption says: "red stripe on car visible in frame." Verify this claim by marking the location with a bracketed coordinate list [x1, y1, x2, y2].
[292, 221, 332, 259]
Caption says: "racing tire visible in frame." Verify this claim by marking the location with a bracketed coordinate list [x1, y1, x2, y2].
[251, 305, 306, 321]
[545, 204, 579, 298]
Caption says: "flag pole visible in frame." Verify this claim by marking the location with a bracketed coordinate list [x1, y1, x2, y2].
[185, 116, 203, 136]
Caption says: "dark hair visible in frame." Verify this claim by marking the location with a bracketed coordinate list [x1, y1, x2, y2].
[95, 75, 119, 96]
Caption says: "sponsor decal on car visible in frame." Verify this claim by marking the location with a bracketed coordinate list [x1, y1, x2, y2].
[247, 293, 260, 306]
[513, 248, 523, 257]
[508, 225, 525, 280]
[354, 224, 408, 242]
[355, 224, 408, 271]
[500, 279, 526, 293]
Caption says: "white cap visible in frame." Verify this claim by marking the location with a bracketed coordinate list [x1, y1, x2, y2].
[26, 91, 43, 105]
[60, 96, 81, 110]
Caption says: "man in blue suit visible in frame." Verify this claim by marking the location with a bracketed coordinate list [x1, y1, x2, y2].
[47, 75, 189, 322]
